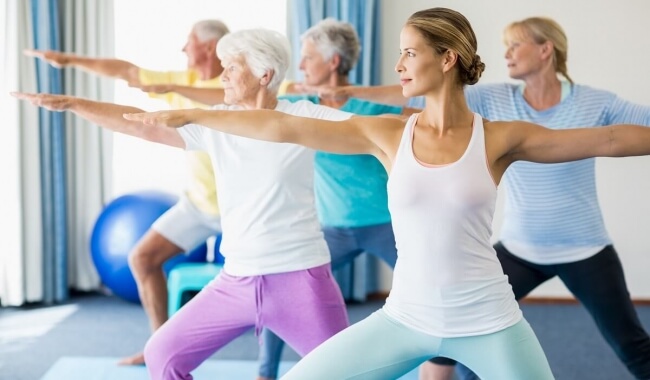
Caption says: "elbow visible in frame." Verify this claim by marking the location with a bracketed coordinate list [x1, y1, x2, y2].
[606, 126, 635, 157]
[123, 66, 140, 84]
[272, 116, 293, 143]
[136, 125, 163, 143]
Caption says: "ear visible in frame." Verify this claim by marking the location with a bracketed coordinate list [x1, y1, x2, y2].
[260, 70, 275, 87]
[329, 54, 341, 73]
[539, 41, 554, 60]
[204, 39, 218, 55]
[441, 50, 458, 74]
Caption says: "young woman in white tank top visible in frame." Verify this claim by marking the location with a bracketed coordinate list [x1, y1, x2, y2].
[123, 7, 650, 380]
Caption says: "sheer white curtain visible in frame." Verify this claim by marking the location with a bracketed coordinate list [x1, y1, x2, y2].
[0, 0, 42, 306]
[0, 0, 114, 306]
[60, 0, 114, 293]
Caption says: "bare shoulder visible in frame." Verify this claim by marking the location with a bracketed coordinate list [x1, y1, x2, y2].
[353, 115, 406, 152]
[342, 115, 403, 163]
[378, 113, 409, 122]
[483, 118, 514, 130]
[353, 114, 406, 134]
[483, 119, 549, 159]
[484, 118, 541, 130]
[483, 118, 541, 137]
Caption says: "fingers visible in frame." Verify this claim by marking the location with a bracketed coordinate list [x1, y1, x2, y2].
[10, 91, 38, 102]
[293, 83, 307, 92]
[10, 92, 70, 111]
[318, 88, 344, 100]
[124, 111, 183, 128]
[11, 92, 44, 107]
[127, 80, 146, 89]
[135, 85, 154, 92]
[122, 112, 159, 126]
[126, 82, 160, 94]
[294, 83, 317, 94]
[135, 85, 170, 94]
[23, 49, 43, 58]
[122, 112, 146, 122]
[23, 49, 67, 67]
[293, 84, 347, 100]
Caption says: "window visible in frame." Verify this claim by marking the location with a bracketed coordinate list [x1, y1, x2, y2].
[112, 0, 287, 196]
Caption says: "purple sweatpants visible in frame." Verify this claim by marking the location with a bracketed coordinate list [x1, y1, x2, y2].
[144, 263, 349, 379]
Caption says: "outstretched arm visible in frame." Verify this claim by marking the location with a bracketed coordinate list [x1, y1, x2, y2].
[123, 108, 402, 158]
[134, 84, 225, 106]
[501, 121, 650, 164]
[12, 92, 184, 148]
[24, 49, 141, 85]
[293, 84, 417, 115]
[315, 84, 407, 106]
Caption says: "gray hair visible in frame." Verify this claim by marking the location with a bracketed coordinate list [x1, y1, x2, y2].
[301, 18, 360, 76]
[217, 29, 291, 93]
[193, 19, 230, 42]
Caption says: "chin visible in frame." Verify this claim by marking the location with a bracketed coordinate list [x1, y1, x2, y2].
[508, 71, 523, 80]
[304, 78, 320, 87]
[401, 87, 418, 99]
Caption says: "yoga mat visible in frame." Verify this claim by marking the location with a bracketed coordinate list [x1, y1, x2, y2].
[40, 356, 420, 379]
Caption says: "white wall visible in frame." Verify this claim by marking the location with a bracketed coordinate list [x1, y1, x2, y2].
[112, 0, 287, 196]
[377, 0, 650, 299]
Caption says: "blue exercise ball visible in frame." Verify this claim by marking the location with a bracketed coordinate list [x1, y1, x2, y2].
[212, 234, 225, 264]
[90, 191, 209, 303]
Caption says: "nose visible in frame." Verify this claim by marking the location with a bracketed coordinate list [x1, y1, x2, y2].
[504, 47, 512, 59]
[299, 58, 306, 71]
[394, 54, 405, 73]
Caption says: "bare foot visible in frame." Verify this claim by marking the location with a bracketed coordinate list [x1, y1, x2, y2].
[118, 352, 145, 366]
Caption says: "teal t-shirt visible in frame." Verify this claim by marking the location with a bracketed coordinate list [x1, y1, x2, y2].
[279, 95, 403, 227]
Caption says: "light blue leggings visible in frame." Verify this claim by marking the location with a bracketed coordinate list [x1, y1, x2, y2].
[259, 223, 398, 378]
[280, 309, 555, 380]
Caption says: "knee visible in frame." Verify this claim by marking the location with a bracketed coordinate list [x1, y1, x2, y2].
[143, 334, 165, 376]
[614, 339, 650, 379]
[144, 332, 185, 378]
[143, 336, 159, 369]
[128, 243, 165, 277]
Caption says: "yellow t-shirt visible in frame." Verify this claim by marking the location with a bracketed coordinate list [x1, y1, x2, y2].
[277, 80, 295, 96]
[138, 68, 222, 216]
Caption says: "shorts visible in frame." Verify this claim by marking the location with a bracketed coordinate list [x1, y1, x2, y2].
[151, 194, 221, 252]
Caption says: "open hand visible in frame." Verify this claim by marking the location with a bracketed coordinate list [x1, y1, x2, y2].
[123, 110, 191, 128]
[24, 49, 70, 68]
[130, 83, 175, 94]
[294, 83, 350, 101]
[10, 92, 73, 111]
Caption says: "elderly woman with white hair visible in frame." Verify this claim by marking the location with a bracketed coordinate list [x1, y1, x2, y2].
[13, 28, 353, 380]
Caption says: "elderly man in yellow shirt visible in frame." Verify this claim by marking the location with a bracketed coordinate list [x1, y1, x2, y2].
[26, 19, 228, 366]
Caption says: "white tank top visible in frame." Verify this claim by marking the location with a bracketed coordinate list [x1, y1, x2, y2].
[383, 113, 521, 337]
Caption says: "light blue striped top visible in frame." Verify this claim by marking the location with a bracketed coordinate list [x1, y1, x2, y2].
[408, 84, 650, 263]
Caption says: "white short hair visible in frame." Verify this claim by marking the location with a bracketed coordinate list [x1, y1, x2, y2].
[193, 19, 230, 42]
[217, 29, 291, 94]
[301, 18, 360, 76]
